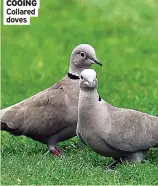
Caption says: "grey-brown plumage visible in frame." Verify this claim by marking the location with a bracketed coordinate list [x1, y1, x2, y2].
[77, 69, 158, 168]
[0, 44, 102, 155]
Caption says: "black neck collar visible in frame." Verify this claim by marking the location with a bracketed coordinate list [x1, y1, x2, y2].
[98, 95, 102, 101]
[68, 73, 80, 80]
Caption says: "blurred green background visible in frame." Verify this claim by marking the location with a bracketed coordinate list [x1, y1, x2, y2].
[1, 0, 158, 185]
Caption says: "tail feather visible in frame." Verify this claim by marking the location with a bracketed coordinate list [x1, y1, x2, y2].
[0, 108, 19, 135]
[1, 108, 7, 125]
[1, 121, 8, 130]
[0, 109, 7, 130]
[1, 121, 21, 136]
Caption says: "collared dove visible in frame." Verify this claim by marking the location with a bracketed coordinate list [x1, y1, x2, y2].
[77, 69, 158, 169]
[0, 44, 102, 155]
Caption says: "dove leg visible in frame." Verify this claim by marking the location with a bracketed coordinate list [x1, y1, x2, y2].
[47, 124, 77, 156]
[106, 158, 122, 170]
[123, 151, 147, 163]
[106, 151, 147, 169]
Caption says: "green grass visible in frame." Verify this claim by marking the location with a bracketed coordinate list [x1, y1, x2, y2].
[1, 0, 158, 184]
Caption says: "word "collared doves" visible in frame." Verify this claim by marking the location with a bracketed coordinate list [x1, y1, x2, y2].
[1, 44, 102, 155]
[77, 69, 158, 169]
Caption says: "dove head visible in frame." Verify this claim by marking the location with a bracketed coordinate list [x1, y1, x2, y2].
[69, 44, 102, 75]
[80, 69, 98, 90]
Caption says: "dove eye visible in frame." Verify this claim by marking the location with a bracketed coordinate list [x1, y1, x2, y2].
[81, 76, 83, 79]
[80, 52, 86, 58]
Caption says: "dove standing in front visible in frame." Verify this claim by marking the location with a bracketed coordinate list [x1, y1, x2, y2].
[0, 44, 102, 155]
[77, 69, 158, 169]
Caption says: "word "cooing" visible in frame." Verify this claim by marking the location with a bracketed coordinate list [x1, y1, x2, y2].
[6, 0, 37, 6]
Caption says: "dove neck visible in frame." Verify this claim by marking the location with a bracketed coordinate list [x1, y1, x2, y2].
[69, 65, 90, 77]
[78, 89, 102, 126]
[79, 89, 98, 105]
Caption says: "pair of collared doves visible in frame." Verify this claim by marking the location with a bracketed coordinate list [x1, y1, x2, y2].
[0, 44, 102, 155]
[77, 69, 158, 169]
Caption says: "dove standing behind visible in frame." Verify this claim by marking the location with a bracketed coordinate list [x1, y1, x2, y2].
[0, 44, 102, 155]
[77, 69, 158, 169]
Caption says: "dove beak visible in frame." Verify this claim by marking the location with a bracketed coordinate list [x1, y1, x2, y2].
[90, 57, 102, 66]
[89, 81, 95, 87]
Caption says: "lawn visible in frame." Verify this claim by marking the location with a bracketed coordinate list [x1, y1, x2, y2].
[1, 0, 158, 185]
